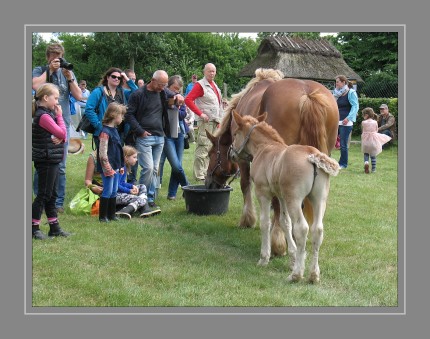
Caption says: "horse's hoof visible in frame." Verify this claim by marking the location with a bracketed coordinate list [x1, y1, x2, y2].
[257, 258, 269, 266]
[309, 272, 320, 284]
[287, 273, 302, 283]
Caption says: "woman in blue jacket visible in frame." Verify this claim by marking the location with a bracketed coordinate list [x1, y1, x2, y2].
[84, 67, 138, 144]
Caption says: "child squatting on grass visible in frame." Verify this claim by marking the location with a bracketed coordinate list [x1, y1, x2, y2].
[115, 145, 161, 219]
[361, 107, 392, 174]
[32, 83, 71, 240]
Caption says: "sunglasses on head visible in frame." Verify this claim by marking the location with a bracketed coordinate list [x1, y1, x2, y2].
[110, 75, 122, 80]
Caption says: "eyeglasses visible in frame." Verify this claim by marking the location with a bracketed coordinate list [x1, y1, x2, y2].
[110, 75, 122, 80]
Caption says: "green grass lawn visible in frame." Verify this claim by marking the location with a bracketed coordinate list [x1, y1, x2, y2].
[31, 138, 399, 308]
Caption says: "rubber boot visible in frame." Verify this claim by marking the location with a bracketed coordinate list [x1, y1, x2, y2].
[48, 221, 71, 237]
[32, 225, 48, 240]
[115, 203, 137, 220]
[99, 197, 110, 223]
[108, 197, 120, 221]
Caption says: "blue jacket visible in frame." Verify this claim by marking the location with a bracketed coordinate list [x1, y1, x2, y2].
[85, 80, 137, 137]
[117, 167, 134, 194]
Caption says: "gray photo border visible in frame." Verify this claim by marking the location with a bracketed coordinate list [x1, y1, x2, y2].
[4, 0, 424, 335]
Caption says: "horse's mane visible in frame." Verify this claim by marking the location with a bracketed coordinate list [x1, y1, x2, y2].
[241, 115, 285, 145]
[226, 68, 284, 116]
[215, 68, 284, 138]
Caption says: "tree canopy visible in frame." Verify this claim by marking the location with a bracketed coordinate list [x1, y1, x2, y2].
[32, 31, 398, 98]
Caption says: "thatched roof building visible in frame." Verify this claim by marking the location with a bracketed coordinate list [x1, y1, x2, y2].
[239, 36, 364, 83]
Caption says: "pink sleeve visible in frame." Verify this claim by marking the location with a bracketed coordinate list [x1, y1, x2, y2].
[39, 114, 67, 140]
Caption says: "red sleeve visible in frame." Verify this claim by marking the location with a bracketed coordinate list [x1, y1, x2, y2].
[184, 83, 204, 116]
[39, 114, 67, 140]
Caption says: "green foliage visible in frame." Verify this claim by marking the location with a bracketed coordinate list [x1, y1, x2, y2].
[32, 140, 398, 307]
[360, 72, 398, 98]
[353, 98, 398, 136]
[32, 32, 259, 97]
[332, 32, 398, 78]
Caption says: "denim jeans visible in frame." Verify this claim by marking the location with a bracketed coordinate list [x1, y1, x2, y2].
[135, 135, 164, 203]
[33, 125, 69, 208]
[32, 162, 59, 222]
[159, 131, 189, 198]
[101, 171, 120, 198]
[338, 125, 353, 168]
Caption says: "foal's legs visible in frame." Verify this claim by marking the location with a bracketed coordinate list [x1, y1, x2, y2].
[278, 199, 296, 270]
[239, 161, 256, 228]
[271, 197, 287, 257]
[307, 178, 329, 283]
[287, 201, 309, 282]
[256, 194, 272, 266]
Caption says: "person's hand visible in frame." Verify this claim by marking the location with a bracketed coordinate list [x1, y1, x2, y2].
[91, 185, 103, 195]
[62, 69, 74, 81]
[49, 58, 61, 73]
[54, 104, 63, 116]
[342, 118, 349, 125]
[51, 136, 62, 145]
[119, 168, 125, 175]
[141, 131, 152, 138]
[201, 113, 209, 122]
[174, 94, 184, 106]
[121, 72, 129, 82]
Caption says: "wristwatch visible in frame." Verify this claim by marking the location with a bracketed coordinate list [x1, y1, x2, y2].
[67, 78, 75, 83]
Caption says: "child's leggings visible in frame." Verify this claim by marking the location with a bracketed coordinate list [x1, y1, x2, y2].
[364, 153, 376, 171]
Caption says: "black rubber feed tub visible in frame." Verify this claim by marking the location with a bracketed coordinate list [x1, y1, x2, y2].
[182, 185, 233, 215]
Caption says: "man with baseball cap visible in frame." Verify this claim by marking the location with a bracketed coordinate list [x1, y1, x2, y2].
[378, 103, 397, 142]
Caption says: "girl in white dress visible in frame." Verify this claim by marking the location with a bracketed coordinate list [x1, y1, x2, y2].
[361, 107, 392, 173]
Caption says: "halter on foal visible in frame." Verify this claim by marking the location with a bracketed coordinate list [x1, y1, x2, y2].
[230, 111, 340, 283]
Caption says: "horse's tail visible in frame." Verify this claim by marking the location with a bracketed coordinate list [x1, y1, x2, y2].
[298, 90, 331, 154]
[308, 152, 340, 176]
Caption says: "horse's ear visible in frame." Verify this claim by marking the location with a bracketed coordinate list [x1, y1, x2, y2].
[257, 112, 268, 122]
[205, 129, 216, 144]
[232, 110, 243, 126]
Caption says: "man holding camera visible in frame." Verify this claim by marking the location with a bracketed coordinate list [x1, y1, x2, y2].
[32, 43, 82, 213]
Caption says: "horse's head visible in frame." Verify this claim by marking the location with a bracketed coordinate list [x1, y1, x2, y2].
[205, 129, 239, 189]
[229, 111, 267, 162]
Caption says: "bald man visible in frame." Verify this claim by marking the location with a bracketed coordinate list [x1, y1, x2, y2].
[126, 70, 184, 211]
[184, 63, 224, 181]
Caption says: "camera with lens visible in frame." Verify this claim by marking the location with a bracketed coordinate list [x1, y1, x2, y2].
[59, 57, 74, 70]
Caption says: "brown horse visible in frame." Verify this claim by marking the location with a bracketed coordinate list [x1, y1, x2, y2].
[205, 68, 339, 256]
[230, 112, 340, 283]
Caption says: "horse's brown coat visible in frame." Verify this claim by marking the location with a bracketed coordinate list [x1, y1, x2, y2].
[206, 69, 339, 256]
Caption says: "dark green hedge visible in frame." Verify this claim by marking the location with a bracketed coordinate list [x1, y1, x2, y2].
[352, 98, 398, 136]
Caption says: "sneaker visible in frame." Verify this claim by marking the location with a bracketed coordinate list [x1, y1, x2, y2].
[364, 162, 369, 174]
[140, 203, 161, 218]
[371, 169, 376, 173]
[56, 207, 65, 213]
[167, 196, 176, 200]
[32, 229, 48, 240]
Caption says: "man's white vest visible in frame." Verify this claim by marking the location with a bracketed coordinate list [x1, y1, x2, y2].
[195, 77, 224, 123]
